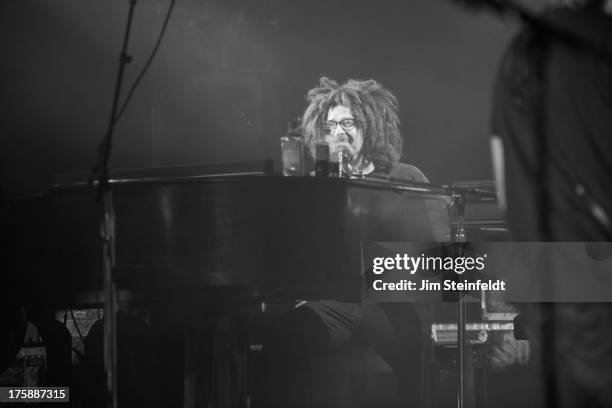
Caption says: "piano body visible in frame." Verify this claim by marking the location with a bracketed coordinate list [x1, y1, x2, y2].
[17, 163, 453, 305]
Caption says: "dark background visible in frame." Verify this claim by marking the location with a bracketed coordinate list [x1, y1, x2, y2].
[0, 0, 519, 197]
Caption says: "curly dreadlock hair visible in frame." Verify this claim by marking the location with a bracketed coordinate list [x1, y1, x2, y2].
[302, 77, 402, 171]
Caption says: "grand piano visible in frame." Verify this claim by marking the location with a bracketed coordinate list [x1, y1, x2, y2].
[6, 161, 504, 408]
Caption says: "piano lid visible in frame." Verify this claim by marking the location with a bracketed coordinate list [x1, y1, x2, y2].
[52, 160, 276, 188]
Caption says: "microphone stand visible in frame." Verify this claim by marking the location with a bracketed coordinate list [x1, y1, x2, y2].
[452, 191, 468, 408]
[92, 2, 137, 407]
[446, 185, 492, 408]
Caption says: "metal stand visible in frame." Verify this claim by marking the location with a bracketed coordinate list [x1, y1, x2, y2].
[93, 2, 137, 407]
[101, 189, 118, 408]
[452, 192, 467, 408]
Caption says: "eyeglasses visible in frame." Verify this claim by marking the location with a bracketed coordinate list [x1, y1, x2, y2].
[322, 119, 357, 133]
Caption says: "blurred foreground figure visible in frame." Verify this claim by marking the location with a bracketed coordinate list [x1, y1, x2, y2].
[481, 1, 612, 407]
[489, 0, 612, 240]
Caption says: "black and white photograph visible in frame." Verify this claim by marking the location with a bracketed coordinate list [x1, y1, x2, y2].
[1, 0, 611, 407]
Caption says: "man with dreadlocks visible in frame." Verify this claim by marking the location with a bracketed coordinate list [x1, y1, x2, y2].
[257, 77, 427, 408]
[302, 77, 428, 181]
